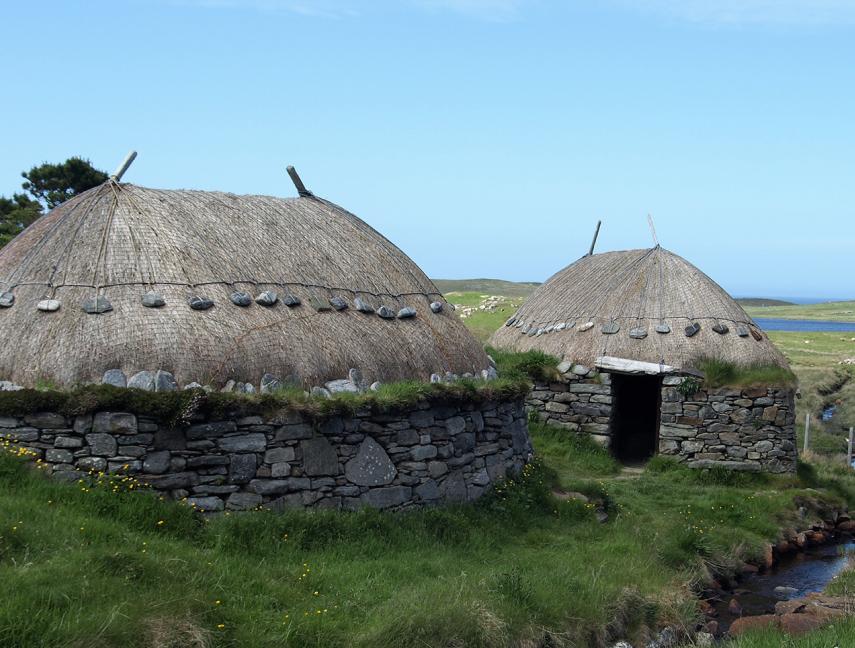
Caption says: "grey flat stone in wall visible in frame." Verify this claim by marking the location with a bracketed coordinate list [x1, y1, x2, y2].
[143, 450, 171, 474]
[345, 437, 397, 486]
[230, 454, 258, 484]
[188, 497, 225, 512]
[93, 413, 137, 435]
[264, 447, 295, 464]
[24, 413, 66, 429]
[301, 437, 340, 476]
[78, 456, 107, 472]
[85, 433, 117, 457]
[227, 492, 263, 510]
[218, 434, 266, 453]
[361, 485, 412, 509]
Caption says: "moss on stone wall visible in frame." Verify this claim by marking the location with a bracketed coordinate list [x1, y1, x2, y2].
[0, 377, 530, 424]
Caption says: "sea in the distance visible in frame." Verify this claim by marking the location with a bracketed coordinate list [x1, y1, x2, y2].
[753, 318, 855, 333]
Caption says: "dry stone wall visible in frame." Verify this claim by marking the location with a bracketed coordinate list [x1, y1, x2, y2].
[0, 399, 531, 511]
[658, 381, 797, 473]
[527, 366, 796, 473]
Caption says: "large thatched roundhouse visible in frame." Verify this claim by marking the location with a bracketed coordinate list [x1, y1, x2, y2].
[0, 168, 490, 390]
[490, 246, 797, 473]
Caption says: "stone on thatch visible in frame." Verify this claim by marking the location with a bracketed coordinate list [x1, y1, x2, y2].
[230, 291, 253, 307]
[142, 291, 165, 308]
[255, 290, 278, 307]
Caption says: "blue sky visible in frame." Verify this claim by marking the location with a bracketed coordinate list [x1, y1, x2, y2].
[1, 0, 853, 299]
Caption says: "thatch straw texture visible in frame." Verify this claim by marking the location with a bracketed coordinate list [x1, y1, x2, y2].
[489, 247, 789, 370]
[0, 181, 488, 388]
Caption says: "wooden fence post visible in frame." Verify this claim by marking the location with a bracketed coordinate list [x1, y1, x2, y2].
[803, 413, 811, 453]
[849, 427, 854, 469]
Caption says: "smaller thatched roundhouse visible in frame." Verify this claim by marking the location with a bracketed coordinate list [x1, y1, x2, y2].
[490, 246, 797, 473]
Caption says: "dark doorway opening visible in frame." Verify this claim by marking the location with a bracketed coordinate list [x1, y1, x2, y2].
[609, 373, 662, 464]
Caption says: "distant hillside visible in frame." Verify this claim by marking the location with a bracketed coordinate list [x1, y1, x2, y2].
[432, 278, 540, 298]
[743, 300, 855, 322]
[736, 298, 796, 307]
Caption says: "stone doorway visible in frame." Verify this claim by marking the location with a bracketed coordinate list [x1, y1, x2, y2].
[609, 373, 663, 464]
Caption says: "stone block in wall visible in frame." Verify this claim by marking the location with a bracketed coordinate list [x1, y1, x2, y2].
[85, 433, 117, 457]
[762, 406, 779, 422]
[0, 428, 38, 442]
[226, 492, 262, 510]
[659, 439, 679, 453]
[230, 454, 257, 484]
[218, 434, 266, 453]
[142, 450, 171, 474]
[24, 413, 66, 429]
[146, 472, 199, 490]
[275, 424, 313, 441]
[345, 437, 397, 486]
[264, 447, 295, 464]
[445, 416, 466, 435]
[545, 402, 569, 414]
[361, 485, 412, 509]
[93, 413, 137, 435]
[301, 437, 340, 476]
[568, 384, 611, 395]
[415, 479, 440, 501]
[188, 497, 225, 512]
[45, 448, 73, 463]
[187, 421, 237, 440]
[439, 471, 467, 502]
[54, 436, 83, 448]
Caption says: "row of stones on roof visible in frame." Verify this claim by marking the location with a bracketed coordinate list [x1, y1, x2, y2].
[98, 365, 499, 396]
[0, 289, 445, 319]
[504, 316, 763, 340]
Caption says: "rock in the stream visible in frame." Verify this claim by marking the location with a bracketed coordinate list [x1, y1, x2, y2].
[728, 598, 742, 616]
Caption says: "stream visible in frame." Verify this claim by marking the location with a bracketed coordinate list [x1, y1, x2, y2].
[708, 538, 855, 633]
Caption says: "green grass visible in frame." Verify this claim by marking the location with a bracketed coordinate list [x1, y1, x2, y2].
[768, 331, 855, 453]
[691, 357, 797, 388]
[3, 418, 855, 648]
[489, 346, 559, 382]
[444, 291, 525, 343]
[744, 299, 855, 322]
[0, 376, 531, 424]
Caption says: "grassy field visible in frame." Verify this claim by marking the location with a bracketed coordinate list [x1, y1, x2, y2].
[744, 300, 855, 322]
[3, 422, 855, 648]
[445, 291, 524, 343]
[768, 331, 855, 453]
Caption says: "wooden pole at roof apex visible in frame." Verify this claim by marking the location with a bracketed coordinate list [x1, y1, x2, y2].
[647, 213, 660, 247]
[586, 220, 602, 256]
[287, 165, 313, 197]
[110, 151, 137, 182]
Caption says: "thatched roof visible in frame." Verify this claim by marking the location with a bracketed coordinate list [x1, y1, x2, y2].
[0, 179, 488, 388]
[489, 247, 789, 370]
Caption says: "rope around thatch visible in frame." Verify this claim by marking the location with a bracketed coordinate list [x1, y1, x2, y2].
[490, 247, 789, 369]
[0, 182, 487, 388]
